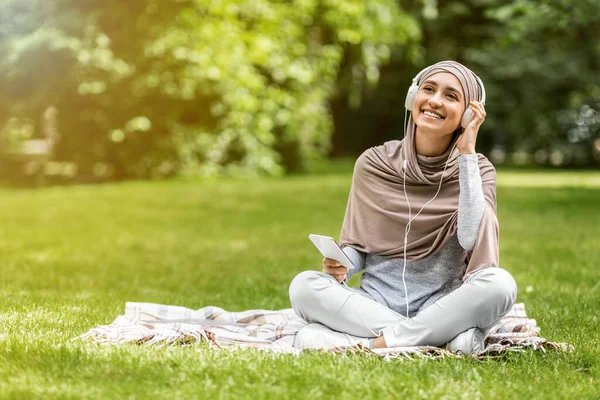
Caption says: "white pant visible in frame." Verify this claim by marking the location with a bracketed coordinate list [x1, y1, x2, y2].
[289, 267, 517, 347]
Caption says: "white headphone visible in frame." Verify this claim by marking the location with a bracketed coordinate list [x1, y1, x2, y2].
[404, 66, 486, 129]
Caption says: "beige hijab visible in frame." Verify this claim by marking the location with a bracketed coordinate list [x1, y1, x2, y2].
[339, 61, 499, 277]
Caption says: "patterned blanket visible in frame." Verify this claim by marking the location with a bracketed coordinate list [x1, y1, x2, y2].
[77, 302, 573, 359]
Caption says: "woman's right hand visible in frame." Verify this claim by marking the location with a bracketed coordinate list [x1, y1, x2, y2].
[322, 258, 348, 283]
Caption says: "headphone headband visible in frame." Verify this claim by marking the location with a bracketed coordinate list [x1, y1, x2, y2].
[409, 65, 486, 105]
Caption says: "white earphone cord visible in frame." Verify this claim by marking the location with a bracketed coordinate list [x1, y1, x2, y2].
[401, 136, 459, 320]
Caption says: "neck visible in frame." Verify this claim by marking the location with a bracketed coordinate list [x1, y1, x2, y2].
[414, 127, 454, 157]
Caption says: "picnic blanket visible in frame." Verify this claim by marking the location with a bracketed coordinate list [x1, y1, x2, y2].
[77, 302, 573, 359]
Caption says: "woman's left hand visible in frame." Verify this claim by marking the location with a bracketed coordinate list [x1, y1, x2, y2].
[456, 101, 486, 155]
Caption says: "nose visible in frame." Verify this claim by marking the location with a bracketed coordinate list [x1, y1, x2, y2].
[428, 93, 443, 108]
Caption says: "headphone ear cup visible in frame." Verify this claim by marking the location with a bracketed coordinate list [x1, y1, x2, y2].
[405, 85, 418, 111]
[461, 107, 474, 129]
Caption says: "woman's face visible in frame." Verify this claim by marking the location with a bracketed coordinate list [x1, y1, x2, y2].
[412, 72, 466, 136]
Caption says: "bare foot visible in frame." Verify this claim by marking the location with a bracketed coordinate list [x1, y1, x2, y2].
[373, 336, 387, 349]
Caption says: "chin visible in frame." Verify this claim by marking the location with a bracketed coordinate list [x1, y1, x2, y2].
[415, 128, 460, 146]
[415, 120, 455, 136]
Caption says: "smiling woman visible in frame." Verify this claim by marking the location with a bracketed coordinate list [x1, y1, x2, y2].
[289, 60, 514, 355]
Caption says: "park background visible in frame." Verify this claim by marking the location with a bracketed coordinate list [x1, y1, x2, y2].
[0, 0, 599, 399]
[0, 0, 599, 182]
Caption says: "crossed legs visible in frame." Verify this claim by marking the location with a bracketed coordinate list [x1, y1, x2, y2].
[289, 267, 517, 349]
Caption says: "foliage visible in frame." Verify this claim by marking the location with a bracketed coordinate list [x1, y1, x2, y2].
[470, 0, 600, 166]
[332, 0, 600, 168]
[419, 0, 600, 166]
[1, 0, 599, 183]
[0, 0, 419, 181]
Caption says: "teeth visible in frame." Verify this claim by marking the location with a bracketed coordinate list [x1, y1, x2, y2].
[424, 111, 443, 119]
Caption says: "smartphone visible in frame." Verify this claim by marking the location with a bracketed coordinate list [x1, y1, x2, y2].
[308, 234, 355, 269]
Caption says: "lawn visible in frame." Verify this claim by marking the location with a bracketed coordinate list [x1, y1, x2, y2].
[0, 165, 599, 399]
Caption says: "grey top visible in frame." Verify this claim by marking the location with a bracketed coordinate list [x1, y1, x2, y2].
[342, 154, 486, 317]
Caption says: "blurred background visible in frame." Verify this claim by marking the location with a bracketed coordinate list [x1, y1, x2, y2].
[0, 0, 598, 185]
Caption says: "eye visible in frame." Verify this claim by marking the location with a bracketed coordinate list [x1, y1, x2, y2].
[423, 86, 434, 92]
[447, 93, 458, 101]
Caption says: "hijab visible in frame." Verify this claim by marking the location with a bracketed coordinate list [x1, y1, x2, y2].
[339, 61, 499, 278]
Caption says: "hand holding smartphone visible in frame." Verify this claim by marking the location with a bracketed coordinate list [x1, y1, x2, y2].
[308, 234, 355, 269]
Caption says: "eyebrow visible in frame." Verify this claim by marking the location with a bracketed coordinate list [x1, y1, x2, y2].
[422, 80, 463, 98]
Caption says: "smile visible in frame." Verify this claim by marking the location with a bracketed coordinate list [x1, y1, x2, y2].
[422, 110, 444, 119]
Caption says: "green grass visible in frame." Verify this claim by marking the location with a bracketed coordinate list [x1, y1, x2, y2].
[0, 165, 599, 399]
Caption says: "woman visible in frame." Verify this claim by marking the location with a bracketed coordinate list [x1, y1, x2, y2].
[288, 60, 517, 355]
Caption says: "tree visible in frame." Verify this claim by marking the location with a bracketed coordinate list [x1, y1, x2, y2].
[0, 0, 421, 182]
[331, 0, 600, 168]
[472, 0, 600, 166]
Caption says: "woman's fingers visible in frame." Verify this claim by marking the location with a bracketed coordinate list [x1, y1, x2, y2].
[323, 265, 346, 274]
[469, 101, 486, 124]
[332, 270, 347, 283]
[322, 259, 347, 282]
[323, 257, 345, 268]
[322, 258, 342, 269]
[458, 101, 486, 154]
